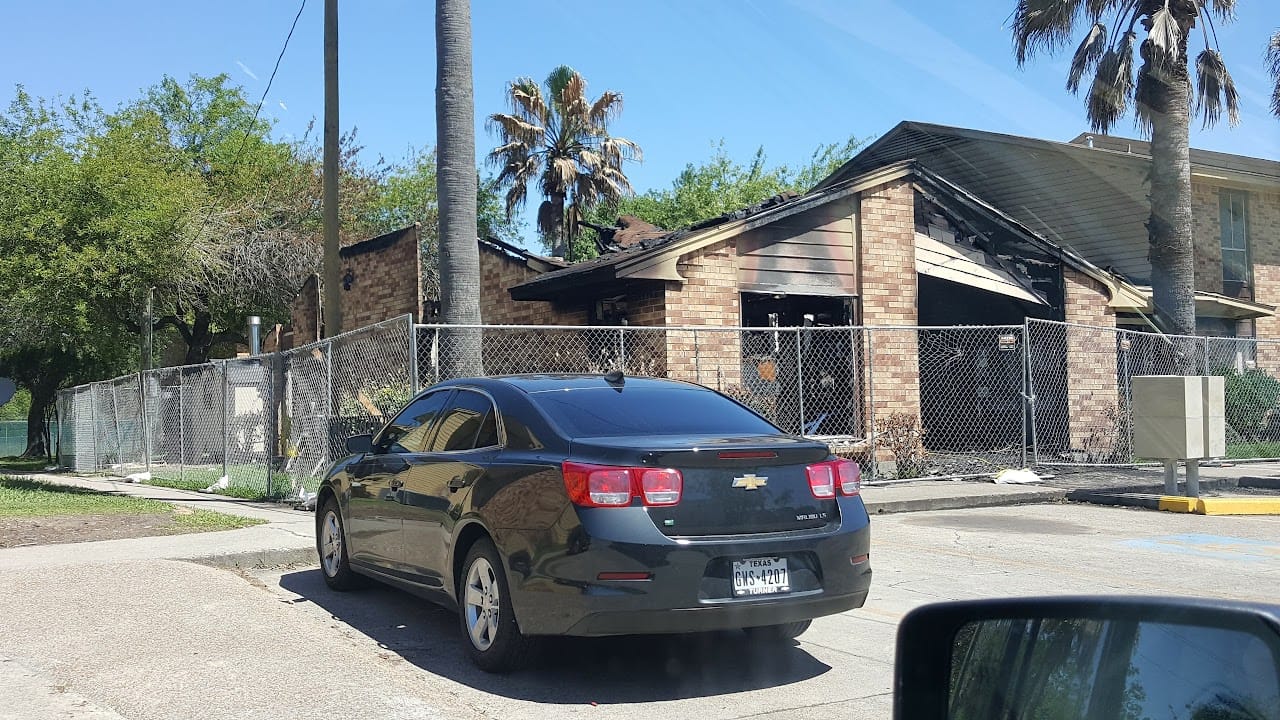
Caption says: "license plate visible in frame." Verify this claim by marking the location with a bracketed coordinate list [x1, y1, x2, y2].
[732, 557, 790, 596]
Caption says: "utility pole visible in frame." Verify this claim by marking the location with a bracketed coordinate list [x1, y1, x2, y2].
[322, 0, 341, 337]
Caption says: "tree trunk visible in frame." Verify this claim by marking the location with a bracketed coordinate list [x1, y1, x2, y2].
[21, 388, 52, 460]
[550, 191, 568, 261]
[183, 309, 215, 365]
[436, 0, 484, 378]
[1143, 33, 1197, 339]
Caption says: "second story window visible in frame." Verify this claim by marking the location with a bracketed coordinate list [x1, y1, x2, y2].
[1219, 190, 1250, 288]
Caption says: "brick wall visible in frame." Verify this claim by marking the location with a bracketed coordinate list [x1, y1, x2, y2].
[290, 275, 321, 347]
[1248, 188, 1280, 370]
[1062, 267, 1120, 451]
[1191, 182, 1224, 294]
[661, 239, 742, 389]
[480, 243, 585, 325]
[859, 179, 920, 425]
[340, 227, 423, 332]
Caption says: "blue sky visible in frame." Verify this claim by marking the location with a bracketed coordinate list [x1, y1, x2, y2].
[4, 0, 1278, 241]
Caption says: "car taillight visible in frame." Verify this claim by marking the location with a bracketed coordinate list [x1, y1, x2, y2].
[806, 459, 861, 498]
[640, 469, 682, 506]
[562, 462, 683, 507]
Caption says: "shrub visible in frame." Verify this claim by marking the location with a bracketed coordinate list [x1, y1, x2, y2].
[1215, 368, 1280, 440]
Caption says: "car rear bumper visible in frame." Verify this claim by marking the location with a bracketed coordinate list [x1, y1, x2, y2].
[499, 497, 872, 637]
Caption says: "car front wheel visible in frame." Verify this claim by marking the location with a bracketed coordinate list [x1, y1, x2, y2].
[459, 538, 538, 673]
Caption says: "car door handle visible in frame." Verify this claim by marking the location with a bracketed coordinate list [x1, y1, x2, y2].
[447, 476, 469, 492]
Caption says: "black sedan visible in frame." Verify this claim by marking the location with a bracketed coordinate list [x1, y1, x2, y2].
[314, 373, 872, 672]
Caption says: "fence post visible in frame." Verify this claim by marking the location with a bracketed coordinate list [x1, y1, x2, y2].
[408, 314, 420, 395]
[88, 384, 99, 472]
[1019, 327, 1028, 469]
[138, 372, 151, 474]
[795, 328, 806, 435]
[178, 378, 185, 483]
[865, 329, 877, 481]
[1023, 319, 1039, 467]
[222, 360, 230, 483]
[1121, 331, 1134, 462]
[325, 341, 334, 462]
[110, 382, 124, 471]
[431, 329, 440, 385]
[618, 327, 626, 373]
[692, 329, 701, 384]
[1201, 337, 1210, 375]
[264, 357, 274, 499]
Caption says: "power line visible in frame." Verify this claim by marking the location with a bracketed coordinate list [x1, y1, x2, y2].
[190, 0, 307, 244]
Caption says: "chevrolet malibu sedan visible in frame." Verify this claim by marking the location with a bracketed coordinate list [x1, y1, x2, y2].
[314, 373, 872, 672]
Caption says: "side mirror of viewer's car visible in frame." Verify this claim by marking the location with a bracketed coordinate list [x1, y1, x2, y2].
[894, 597, 1280, 720]
[345, 433, 373, 455]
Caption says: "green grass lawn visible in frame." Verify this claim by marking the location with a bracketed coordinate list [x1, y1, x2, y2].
[0, 476, 262, 531]
[148, 465, 302, 501]
[0, 456, 50, 472]
[1227, 442, 1280, 460]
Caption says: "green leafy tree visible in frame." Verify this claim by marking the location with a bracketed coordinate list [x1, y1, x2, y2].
[487, 65, 641, 260]
[1011, 0, 1242, 337]
[582, 135, 865, 250]
[0, 388, 31, 423]
[0, 89, 199, 456]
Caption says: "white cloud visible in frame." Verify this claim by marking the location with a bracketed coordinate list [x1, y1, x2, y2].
[235, 61, 259, 81]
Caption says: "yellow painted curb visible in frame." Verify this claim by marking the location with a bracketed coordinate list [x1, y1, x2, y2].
[1158, 496, 1197, 513]
[1196, 498, 1280, 516]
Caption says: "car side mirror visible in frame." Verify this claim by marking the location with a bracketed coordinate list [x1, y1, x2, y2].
[894, 597, 1280, 720]
[345, 433, 373, 455]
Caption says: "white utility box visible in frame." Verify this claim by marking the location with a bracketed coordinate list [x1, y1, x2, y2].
[1132, 376, 1225, 460]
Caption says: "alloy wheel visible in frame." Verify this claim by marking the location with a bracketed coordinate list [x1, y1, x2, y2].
[321, 510, 343, 578]
[464, 556, 501, 651]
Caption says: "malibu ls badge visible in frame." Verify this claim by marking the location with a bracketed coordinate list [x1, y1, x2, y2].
[732, 473, 768, 491]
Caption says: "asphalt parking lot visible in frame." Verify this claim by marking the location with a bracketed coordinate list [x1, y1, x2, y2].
[4, 501, 1277, 720]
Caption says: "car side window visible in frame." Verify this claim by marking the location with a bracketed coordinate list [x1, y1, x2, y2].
[377, 390, 452, 454]
[428, 389, 500, 453]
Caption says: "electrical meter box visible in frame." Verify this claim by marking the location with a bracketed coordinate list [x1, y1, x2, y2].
[1132, 376, 1225, 460]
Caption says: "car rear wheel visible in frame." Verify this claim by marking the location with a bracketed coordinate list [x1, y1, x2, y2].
[744, 619, 812, 642]
[317, 498, 362, 591]
[460, 538, 538, 673]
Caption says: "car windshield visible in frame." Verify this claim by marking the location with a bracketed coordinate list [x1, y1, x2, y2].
[528, 386, 779, 438]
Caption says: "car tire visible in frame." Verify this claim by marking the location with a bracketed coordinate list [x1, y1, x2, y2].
[459, 538, 538, 673]
[744, 619, 812, 642]
[317, 497, 362, 591]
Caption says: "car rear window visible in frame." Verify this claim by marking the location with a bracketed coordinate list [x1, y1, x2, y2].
[528, 386, 778, 438]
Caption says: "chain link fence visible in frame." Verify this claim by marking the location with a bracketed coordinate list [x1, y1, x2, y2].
[1027, 319, 1280, 466]
[54, 316, 1280, 496]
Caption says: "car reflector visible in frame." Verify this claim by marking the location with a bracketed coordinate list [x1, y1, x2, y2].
[597, 572, 652, 581]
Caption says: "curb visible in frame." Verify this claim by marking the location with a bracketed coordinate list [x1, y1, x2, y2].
[1073, 491, 1280, 516]
[1240, 476, 1280, 490]
[186, 546, 317, 569]
[863, 488, 1067, 514]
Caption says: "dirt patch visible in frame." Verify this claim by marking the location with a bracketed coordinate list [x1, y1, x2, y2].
[0, 510, 219, 548]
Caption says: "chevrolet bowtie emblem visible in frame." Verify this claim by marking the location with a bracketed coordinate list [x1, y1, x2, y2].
[732, 473, 768, 491]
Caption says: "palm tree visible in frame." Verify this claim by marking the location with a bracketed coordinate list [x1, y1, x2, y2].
[487, 66, 641, 261]
[1269, 29, 1280, 116]
[1012, 0, 1241, 337]
[436, 0, 483, 376]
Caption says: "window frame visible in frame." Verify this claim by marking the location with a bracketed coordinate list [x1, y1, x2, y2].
[1219, 189, 1251, 289]
[425, 387, 504, 454]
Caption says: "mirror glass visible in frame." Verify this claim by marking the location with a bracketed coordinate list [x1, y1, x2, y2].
[949, 617, 1280, 720]
[345, 433, 373, 455]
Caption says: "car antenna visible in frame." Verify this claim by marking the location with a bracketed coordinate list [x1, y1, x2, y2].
[604, 369, 625, 385]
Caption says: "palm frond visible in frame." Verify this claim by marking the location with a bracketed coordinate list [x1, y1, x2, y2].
[1086, 31, 1136, 132]
[544, 65, 578, 114]
[1268, 30, 1280, 117]
[1145, 6, 1184, 69]
[1013, 0, 1086, 66]
[1068, 23, 1109, 93]
[486, 113, 544, 148]
[1200, 0, 1236, 22]
[542, 156, 578, 198]
[588, 91, 623, 126]
[1194, 48, 1239, 128]
[558, 72, 591, 128]
[508, 81, 548, 126]
[536, 199, 561, 239]
[1084, 0, 1115, 21]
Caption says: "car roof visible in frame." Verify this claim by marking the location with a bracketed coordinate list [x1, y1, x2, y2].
[445, 374, 706, 395]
